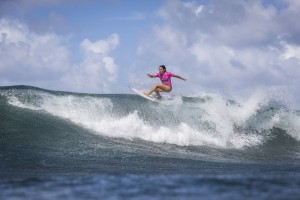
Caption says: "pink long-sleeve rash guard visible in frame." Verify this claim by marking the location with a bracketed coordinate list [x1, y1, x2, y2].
[154, 72, 175, 87]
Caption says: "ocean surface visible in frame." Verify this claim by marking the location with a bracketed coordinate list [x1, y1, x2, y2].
[1, 85, 300, 199]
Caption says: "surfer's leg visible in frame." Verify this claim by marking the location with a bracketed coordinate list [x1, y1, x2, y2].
[155, 91, 162, 99]
[144, 84, 171, 96]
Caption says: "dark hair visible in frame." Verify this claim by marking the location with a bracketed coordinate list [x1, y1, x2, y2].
[159, 65, 166, 71]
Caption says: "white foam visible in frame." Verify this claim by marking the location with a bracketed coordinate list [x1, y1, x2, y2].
[76, 110, 262, 148]
[5, 89, 300, 148]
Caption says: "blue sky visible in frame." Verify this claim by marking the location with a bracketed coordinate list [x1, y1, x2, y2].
[1, 0, 300, 106]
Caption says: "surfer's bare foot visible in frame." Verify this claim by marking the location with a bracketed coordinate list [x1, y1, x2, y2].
[143, 92, 149, 96]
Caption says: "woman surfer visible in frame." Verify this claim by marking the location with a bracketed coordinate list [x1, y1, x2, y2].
[144, 65, 187, 99]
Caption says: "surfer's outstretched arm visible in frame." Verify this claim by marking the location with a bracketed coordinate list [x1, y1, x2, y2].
[147, 74, 155, 78]
[174, 75, 187, 81]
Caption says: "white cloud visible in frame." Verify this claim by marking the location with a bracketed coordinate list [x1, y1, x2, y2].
[135, 0, 300, 104]
[281, 42, 300, 61]
[0, 18, 119, 93]
[0, 18, 70, 82]
[80, 34, 119, 54]
[63, 34, 119, 93]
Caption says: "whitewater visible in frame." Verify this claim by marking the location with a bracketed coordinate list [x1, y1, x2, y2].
[2, 85, 300, 149]
[1, 85, 300, 199]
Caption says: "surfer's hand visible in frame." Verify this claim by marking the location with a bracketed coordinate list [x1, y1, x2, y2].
[175, 75, 186, 81]
[147, 74, 153, 78]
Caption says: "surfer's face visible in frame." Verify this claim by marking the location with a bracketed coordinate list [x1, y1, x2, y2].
[159, 67, 165, 74]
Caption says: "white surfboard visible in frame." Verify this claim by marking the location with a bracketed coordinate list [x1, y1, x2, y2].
[129, 86, 160, 102]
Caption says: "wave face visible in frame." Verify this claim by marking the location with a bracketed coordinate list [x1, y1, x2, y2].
[1, 85, 300, 173]
[2, 85, 300, 147]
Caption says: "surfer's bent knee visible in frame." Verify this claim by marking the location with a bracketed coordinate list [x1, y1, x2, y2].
[160, 84, 172, 92]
